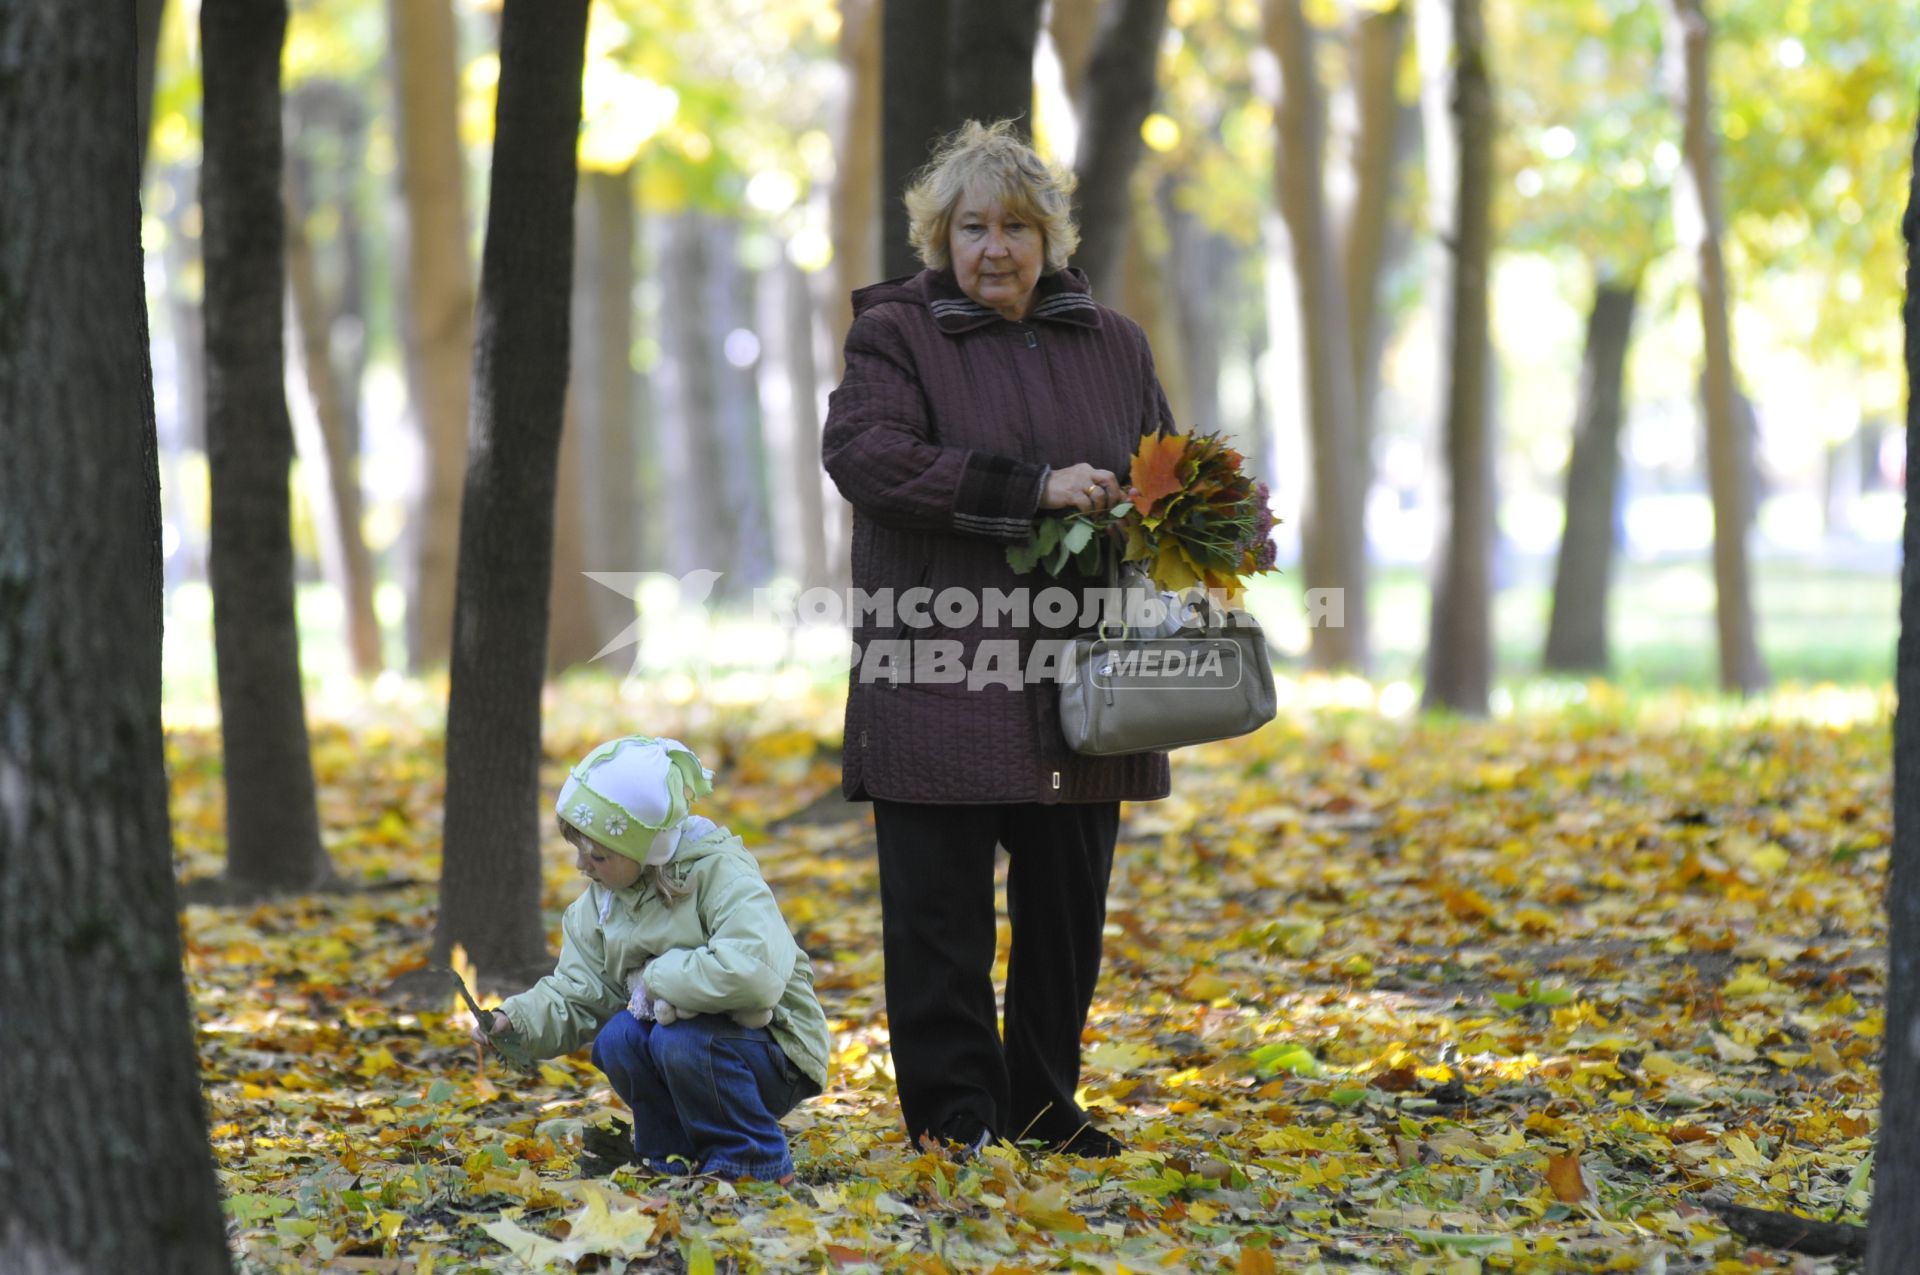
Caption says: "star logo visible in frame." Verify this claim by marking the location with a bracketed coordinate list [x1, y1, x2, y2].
[583, 569, 725, 683]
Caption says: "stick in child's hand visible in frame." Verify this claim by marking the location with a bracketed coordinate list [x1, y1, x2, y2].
[439, 964, 539, 1077]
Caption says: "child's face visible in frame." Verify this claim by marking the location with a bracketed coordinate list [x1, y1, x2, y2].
[575, 837, 643, 891]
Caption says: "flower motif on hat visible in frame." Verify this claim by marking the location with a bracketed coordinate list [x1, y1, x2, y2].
[570, 802, 596, 828]
[603, 813, 629, 837]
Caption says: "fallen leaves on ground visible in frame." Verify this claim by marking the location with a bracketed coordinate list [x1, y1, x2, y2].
[169, 678, 1890, 1272]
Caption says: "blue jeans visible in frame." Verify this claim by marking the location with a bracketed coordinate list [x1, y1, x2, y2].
[590, 1010, 813, 1180]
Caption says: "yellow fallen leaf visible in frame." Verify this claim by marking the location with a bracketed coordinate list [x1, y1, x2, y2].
[1085, 1040, 1162, 1074]
[1710, 1032, 1758, 1063]
[1011, 1182, 1088, 1232]
[1180, 972, 1233, 1002]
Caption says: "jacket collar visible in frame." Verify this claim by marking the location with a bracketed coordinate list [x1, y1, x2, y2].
[853, 267, 1102, 335]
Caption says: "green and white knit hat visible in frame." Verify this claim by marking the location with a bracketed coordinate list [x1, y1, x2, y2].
[556, 735, 714, 867]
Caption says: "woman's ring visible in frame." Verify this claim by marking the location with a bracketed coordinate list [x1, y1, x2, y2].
[1087, 485, 1101, 498]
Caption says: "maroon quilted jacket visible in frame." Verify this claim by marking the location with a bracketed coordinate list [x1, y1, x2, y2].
[822, 266, 1174, 805]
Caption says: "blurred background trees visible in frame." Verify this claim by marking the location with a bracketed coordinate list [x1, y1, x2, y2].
[140, 0, 1919, 720]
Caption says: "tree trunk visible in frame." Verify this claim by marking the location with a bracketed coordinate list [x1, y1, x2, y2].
[285, 119, 382, 677]
[433, 0, 591, 986]
[948, 0, 1044, 136]
[159, 161, 209, 592]
[1263, 0, 1370, 672]
[1420, 0, 1494, 715]
[1070, 0, 1169, 300]
[830, 0, 881, 356]
[1047, 0, 1101, 103]
[389, 0, 476, 670]
[547, 399, 598, 672]
[881, 0, 1041, 280]
[136, 0, 166, 179]
[1161, 177, 1227, 439]
[1345, 0, 1412, 447]
[1543, 278, 1638, 674]
[201, 0, 332, 891]
[574, 167, 651, 595]
[710, 218, 777, 594]
[663, 213, 733, 582]
[773, 258, 834, 590]
[1118, 213, 1191, 425]
[0, 8, 233, 1270]
[826, 0, 878, 587]
[1663, 0, 1767, 695]
[882, 0, 955, 279]
[1867, 103, 1920, 1275]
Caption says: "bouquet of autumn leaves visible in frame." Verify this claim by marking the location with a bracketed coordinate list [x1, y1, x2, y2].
[1007, 428, 1280, 594]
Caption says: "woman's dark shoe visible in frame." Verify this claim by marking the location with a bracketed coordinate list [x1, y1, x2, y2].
[579, 1118, 638, 1176]
[924, 1116, 993, 1162]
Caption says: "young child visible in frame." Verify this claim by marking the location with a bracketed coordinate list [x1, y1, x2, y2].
[470, 735, 830, 1183]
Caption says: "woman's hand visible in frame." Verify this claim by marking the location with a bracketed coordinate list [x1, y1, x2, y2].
[1041, 463, 1125, 514]
[469, 1010, 510, 1051]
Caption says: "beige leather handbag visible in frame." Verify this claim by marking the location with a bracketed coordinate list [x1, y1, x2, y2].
[1057, 561, 1277, 756]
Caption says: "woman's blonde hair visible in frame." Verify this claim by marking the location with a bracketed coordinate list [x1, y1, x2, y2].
[904, 119, 1079, 273]
[558, 816, 688, 903]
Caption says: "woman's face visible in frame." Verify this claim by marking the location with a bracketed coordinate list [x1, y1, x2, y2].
[948, 192, 1043, 321]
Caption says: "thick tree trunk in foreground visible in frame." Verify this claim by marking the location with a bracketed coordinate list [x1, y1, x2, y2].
[1421, 0, 1494, 715]
[1866, 98, 1920, 1275]
[389, 0, 475, 670]
[202, 0, 332, 890]
[136, 0, 166, 178]
[1264, 0, 1371, 672]
[0, 7, 232, 1270]
[1663, 0, 1767, 695]
[433, 0, 591, 985]
[1071, 0, 1169, 300]
[1544, 278, 1638, 674]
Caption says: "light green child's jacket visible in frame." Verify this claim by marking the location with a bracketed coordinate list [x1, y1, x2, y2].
[499, 821, 830, 1090]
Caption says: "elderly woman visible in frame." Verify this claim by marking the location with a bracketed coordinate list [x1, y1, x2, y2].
[821, 119, 1172, 1157]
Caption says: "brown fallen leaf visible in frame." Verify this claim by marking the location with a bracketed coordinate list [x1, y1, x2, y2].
[1545, 1153, 1589, 1203]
